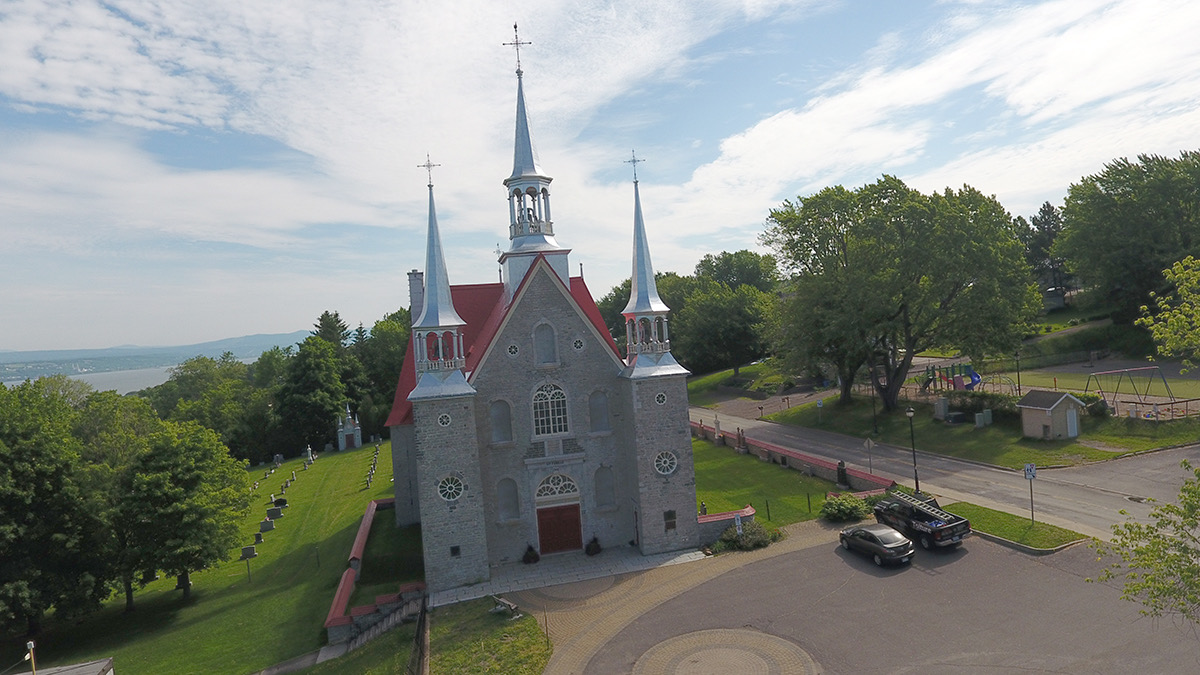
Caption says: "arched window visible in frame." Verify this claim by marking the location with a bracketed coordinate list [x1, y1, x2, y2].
[425, 332, 441, 360]
[497, 478, 519, 520]
[534, 323, 557, 364]
[535, 473, 579, 500]
[532, 384, 568, 435]
[490, 400, 512, 443]
[594, 466, 615, 508]
[589, 391, 610, 432]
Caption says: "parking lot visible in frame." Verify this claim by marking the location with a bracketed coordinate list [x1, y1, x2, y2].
[581, 534, 1200, 674]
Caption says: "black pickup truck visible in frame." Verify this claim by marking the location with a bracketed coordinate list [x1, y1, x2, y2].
[873, 491, 971, 550]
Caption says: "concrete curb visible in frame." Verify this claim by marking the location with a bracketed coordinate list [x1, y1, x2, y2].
[970, 529, 1091, 556]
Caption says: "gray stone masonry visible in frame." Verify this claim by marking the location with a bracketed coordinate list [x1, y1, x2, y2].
[624, 372, 700, 555]
[470, 266, 635, 564]
[412, 393, 489, 592]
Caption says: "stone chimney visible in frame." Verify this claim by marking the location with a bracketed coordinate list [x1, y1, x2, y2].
[407, 269, 424, 318]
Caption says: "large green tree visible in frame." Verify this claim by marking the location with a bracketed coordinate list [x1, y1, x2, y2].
[0, 381, 108, 634]
[1095, 460, 1200, 624]
[694, 250, 778, 294]
[1056, 150, 1200, 323]
[134, 421, 249, 599]
[74, 391, 162, 611]
[764, 176, 1039, 409]
[672, 280, 771, 376]
[278, 336, 346, 452]
[1138, 255, 1200, 371]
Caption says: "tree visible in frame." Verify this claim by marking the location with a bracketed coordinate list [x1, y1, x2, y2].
[1138, 255, 1200, 371]
[278, 336, 346, 452]
[764, 176, 1039, 409]
[134, 421, 249, 599]
[673, 280, 771, 376]
[1056, 150, 1200, 323]
[0, 381, 108, 634]
[1094, 460, 1200, 624]
[312, 310, 351, 350]
[694, 250, 778, 293]
[74, 391, 162, 612]
[1026, 201, 1070, 302]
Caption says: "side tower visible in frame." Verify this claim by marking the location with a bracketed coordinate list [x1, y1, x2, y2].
[618, 161, 699, 554]
[408, 165, 489, 591]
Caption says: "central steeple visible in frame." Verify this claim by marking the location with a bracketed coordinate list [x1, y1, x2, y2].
[498, 23, 570, 297]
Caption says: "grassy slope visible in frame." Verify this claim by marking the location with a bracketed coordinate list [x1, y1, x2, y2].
[0, 444, 397, 674]
[429, 598, 552, 674]
[297, 622, 418, 675]
[693, 438, 837, 526]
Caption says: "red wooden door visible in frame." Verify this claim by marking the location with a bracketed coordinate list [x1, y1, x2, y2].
[537, 504, 582, 554]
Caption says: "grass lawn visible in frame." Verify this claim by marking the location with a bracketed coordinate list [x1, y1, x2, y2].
[350, 521, 424, 606]
[693, 438, 837, 526]
[296, 621, 417, 675]
[428, 598, 551, 674]
[1007, 369, 1200, 400]
[942, 502, 1087, 549]
[0, 443, 400, 674]
[767, 396, 1130, 469]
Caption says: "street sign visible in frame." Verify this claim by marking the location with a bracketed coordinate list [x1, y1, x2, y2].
[734, 513, 743, 536]
[864, 437, 875, 474]
[1024, 463, 1037, 524]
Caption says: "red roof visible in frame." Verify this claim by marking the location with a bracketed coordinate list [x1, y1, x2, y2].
[385, 263, 621, 428]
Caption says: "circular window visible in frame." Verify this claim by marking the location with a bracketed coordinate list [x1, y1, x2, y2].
[437, 413, 451, 427]
[437, 476, 464, 501]
[507, 344, 519, 357]
[655, 392, 667, 406]
[654, 451, 678, 475]
[573, 338, 585, 351]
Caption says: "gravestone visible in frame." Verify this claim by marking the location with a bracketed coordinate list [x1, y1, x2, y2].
[260, 518, 275, 533]
[273, 453, 284, 465]
[254, 531, 264, 544]
[267, 506, 283, 520]
[324, 442, 333, 452]
[291, 470, 296, 481]
[240, 545, 257, 560]
[273, 497, 288, 508]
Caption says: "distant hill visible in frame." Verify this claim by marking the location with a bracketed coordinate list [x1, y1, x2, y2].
[0, 331, 310, 382]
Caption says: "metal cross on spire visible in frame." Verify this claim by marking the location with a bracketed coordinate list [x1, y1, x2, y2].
[625, 150, 644, 182]
[418, 153, 441, 187]
[502, 22, 531, 74]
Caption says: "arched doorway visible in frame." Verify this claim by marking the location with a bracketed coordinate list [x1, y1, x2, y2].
[535, 473, 582, 554]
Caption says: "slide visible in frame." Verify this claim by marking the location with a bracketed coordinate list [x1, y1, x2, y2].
[964, 370, 982, 391]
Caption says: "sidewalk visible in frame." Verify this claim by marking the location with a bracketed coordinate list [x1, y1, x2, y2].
[513, 519, 841, 675]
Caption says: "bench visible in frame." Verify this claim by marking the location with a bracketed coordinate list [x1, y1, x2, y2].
[489, 595, 522, 620]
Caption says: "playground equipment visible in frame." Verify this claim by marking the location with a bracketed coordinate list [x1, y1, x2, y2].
[922, 364, 981, 392]
[1084, 366, 1177, 417]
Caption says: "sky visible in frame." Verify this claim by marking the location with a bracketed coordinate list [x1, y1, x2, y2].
[2, 0, 1199, 352]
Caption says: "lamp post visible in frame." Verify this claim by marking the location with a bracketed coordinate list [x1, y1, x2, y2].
[870, 367, 879, 435]
[1015, 350, 1022, 396]
[906, 406, 920, 493]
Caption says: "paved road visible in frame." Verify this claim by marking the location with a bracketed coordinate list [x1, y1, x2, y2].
[584, 534, 1200, 674]
[690, 407, 1200, 540]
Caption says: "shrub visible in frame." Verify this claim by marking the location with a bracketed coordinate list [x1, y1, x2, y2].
[944, 390, 1021, 421]
[1076, 392, 1110, 418]
[819, 494, 871, 522]
[522, 544, 540, 564]
[585, 536, 601, 556]
[711, 520, 783, 552]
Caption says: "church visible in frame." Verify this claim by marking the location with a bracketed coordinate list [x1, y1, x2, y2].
[386, 49, 699, 592]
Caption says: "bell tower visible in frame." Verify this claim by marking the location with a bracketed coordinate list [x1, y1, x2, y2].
[498, 23, 570, 297]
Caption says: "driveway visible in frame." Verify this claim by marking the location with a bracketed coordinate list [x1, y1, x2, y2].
[581, 535, 1200, 674]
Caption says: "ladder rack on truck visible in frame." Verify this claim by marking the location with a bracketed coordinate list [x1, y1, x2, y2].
[886, 490, 955, 522]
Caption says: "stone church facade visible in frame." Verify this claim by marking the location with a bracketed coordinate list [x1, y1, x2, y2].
[387, 58, 698, 592]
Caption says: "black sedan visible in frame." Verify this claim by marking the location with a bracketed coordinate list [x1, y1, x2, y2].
[839, 523, 915, 566]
